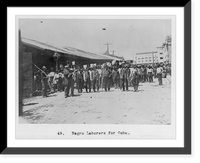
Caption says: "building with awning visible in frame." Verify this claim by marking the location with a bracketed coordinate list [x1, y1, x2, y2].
[20, 37, 114, 97]
[22, 37, 113, 67]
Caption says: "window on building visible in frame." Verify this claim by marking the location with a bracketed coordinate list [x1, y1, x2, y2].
[160, 57, 163, 59]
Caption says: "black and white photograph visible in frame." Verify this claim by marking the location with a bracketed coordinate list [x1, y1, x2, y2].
[16, 15, 176, 139]
[3, 2, 192, 156]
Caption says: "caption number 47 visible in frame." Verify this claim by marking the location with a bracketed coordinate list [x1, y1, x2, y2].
[57, 132, 64, 135]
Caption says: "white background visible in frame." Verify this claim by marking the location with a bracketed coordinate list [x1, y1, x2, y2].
[7, 8, 184, 147]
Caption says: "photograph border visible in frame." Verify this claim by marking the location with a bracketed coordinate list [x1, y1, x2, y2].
[15, 15, 175, 140]
[2, 1, 191, 154]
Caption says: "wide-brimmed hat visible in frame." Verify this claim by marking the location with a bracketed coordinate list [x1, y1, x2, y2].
[42, 66, 47, 69]
[65, 64, 69, 68]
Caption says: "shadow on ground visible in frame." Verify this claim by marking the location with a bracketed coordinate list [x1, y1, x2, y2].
[152, 85, 164, 87]
[22, 109, 44, 122]
[23, 110, 35, 117]
[47, 94, 57, 97]
[23, 103, 38, 106]
[71, 94, 82, 97]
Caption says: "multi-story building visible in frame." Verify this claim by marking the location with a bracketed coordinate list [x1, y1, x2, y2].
[135, 36, 171, 65]
[135, 49, 166, 64]
[135, 53, 154, 64]
[156, 49, 165, 63]
[135, 51, 165, 65]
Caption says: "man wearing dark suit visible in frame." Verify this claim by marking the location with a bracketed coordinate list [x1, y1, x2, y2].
[102, 66, 110, 92]
[83, 68, 91, 93]
[70, 67, 76, 96]
[76, 67, 84, 93]
[119, 64, 126, 91]
[63, 64, 71, 98]
[120, 64, 128, 91]
[91, 66, 100, 92]
[112, 68, 119, 89]
[124, 65, 130, 91]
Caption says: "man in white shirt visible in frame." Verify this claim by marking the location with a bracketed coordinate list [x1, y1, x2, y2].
[147, 66, 154, 83]
[48, 67, 56, 93]
[130, 65, 139, 91]
[53, 71, 59, 92]
[156, 64, 163, 85]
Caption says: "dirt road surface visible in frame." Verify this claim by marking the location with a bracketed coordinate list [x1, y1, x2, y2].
[20, 76, 171, 124]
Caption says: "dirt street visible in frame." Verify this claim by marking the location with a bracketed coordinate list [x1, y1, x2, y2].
[20, 76, 171, 124]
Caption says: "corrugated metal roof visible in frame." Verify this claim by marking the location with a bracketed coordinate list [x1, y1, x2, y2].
[22, 37, 69, 54]
[63, 46, 113, 60]
[103, 53, 124, 61]
[21, 37, 113, 61]
[102, 50, 124, 60]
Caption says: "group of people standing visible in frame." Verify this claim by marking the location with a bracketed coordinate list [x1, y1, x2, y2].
[36, 61, 170, 98]
[37, 66, 64, 97]
[117, 64, 155, 92]
[62, 63, 111, 98]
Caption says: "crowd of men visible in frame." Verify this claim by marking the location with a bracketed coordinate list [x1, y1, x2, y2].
[33, 61, 171, 98]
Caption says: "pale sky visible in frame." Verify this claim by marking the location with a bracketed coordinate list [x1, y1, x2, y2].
[19, 18, 171, 60]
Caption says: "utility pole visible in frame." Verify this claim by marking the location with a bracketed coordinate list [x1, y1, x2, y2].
[103, 42, 112, 54]
[111, 50, 116, 55]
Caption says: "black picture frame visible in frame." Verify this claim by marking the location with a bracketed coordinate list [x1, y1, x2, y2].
[3, 1, 191, 155]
